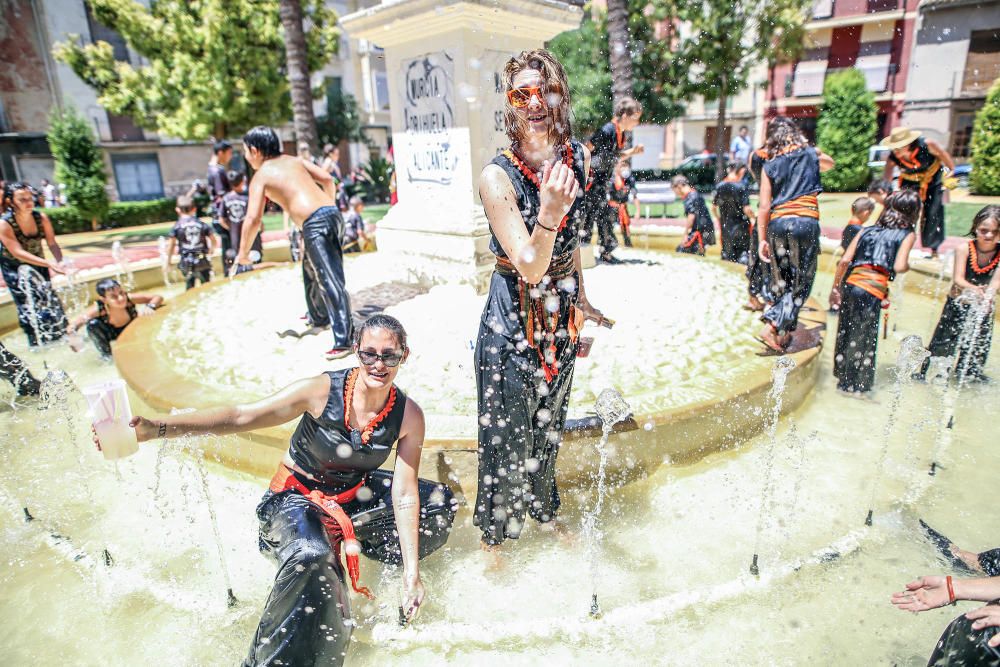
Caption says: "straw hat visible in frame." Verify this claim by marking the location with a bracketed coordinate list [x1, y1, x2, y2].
[880, 127, 922, 150]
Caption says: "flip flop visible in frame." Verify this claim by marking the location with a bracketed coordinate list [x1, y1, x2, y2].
[325, 347, 353, 361]
[754, 336, 787, 356]
[919, 519, 977, 575]
[277, 329, 301, 339]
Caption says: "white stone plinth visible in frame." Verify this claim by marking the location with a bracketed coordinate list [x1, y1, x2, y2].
[340, 0, 582, 292]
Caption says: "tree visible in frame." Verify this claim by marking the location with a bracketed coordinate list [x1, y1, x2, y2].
[279, 0, 319, 153]
[47, 107, 109, 231]
[316, 91, 368, 148]
[816, 68, 877, 192]
[674, 0, 811, 180]
[549, 4, 684, 137]
[606, 0, 634, 107]
[970, 77, 1000, 196]
[54, 0, 339, 141]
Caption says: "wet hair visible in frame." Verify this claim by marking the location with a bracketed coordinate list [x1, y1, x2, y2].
[727, 160, 747, 175]
[176, 194, 196, 213]
[867, 179, 891, 195]
[2, 182, 33, 212]
[671, 174, 690, 188]
[851, 197, 876, 216]
[243, 126, 282, 158]
[95, 278, 121, 297]
[614, 97, 642, 119]
[968, 205, 1000, 237]
[874, 190, 919, 230]
[502, 49, 572, 148]
[354, 313, 407, 350]
[349, 195, 363, 208]
[227, 170, 245, 188]
[323, 143, 336, 156]
[739, 125, 749, 132]
[213, 140, 232, 155]
[764, 116, 808, 159]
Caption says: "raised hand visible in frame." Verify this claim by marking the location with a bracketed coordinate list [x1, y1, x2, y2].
[538, 160, 579, 230]
[891, 576, 950, 612]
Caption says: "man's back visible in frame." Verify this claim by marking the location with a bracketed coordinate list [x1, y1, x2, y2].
[255, 155, 334, 224]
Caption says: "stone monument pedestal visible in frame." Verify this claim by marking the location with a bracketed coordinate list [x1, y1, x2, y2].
[340, 0, 581, 292]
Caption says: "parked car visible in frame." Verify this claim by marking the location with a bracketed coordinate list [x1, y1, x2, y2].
[869, 145, 899, 180]
[953, 163, 972, 189]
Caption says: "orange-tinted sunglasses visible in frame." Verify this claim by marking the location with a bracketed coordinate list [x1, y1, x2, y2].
[506, 86, 546, 109]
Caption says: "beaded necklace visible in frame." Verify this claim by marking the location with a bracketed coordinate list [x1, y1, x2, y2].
[969, 240, 1000, 276]
[501, 142, 575, 231]
[343, 367, 397, 446]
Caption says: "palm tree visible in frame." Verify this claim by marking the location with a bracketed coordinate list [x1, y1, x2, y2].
[606, 0, 635, 106]
[279, 0, 318, 153]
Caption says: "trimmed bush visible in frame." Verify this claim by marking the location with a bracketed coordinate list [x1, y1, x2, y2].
[45, 198, 177, 234]
[970, 78, 1000, 195]
[48, 106, 109, 229]
[817, 68, 877, 192]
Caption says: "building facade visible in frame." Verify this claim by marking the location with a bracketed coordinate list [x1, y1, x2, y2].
[765, 0, 919, 139]
[900, 0, 1000, 161]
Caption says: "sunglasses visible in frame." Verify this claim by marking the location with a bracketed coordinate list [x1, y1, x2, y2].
[357, 349, 404, 368]
[507, 86, 547, 109]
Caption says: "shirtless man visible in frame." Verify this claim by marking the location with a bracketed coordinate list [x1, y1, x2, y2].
[235, 126, 353, 359]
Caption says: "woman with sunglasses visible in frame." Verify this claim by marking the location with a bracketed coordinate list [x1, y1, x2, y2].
[475, 49, 605, 554]
[118, 314, 456, 666]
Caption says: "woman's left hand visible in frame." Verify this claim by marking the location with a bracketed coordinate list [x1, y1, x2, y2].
[966, 604, 1000, 647]
[577, 298, 606, 328]
[401, 572, 425, 624]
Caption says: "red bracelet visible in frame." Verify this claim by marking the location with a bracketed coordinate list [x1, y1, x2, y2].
[947, 575, 956, 605]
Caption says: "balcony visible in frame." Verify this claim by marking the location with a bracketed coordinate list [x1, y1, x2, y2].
[784, 62, 899, 98]
[811, 0, 901, 20]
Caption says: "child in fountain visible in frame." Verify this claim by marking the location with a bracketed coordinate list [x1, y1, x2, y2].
[112, 314, 455, 666]
[829, 190, 918, 393]
[915, 205, 1000, 382]
[67, 278, 163, 360]
[475, 49, 606, 554]
[868, 179, 891, 207]
[713, 161, 754, 263]
[166, 195, 217, 290]
[839, 197, 876, 253]
[0, 181, 68, 346]
[234, 126, 355, 359]
[342, 195, 369, 253]
[756, 116, 835, 352]
[672, 175, 716, 255]
[221, 171, 262, 266]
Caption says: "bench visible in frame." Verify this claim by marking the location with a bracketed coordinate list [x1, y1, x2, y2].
[633, 181, 676, 219]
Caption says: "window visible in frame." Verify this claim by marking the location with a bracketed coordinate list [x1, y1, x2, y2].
[951, 112, 976, 159]
[375, 72, 390, 111]
[325, 77, 342, 101]
[112, 154, 163, 201]
[963, 30, 1000, 95]
[812, 0, 834, 19]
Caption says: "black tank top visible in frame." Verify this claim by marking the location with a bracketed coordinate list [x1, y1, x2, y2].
[890, 138, 940, 182]
[288, 367, 407, 492]
[0, 211, 45, 268]
[763, 146, 823, 208]
[97, 298, 138, 329]
[965, 240, 1000, 287]
[488, 140, 587, 259]
[849, 227, 911, 280]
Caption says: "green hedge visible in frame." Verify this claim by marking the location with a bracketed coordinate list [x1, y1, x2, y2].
[634, 165, 717, 192]
[45, 198, 177, 234]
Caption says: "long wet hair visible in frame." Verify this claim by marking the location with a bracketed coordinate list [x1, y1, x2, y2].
[874, 190, 919, 230]
[502, 49, 572, 149]
[2, 182, 34, 214]
[354, 313, 408, 351]
[968, 205, 1000, 237]
[764, 116, 809, 160]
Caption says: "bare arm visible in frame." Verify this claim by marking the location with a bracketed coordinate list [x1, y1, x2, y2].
[927, 139, 956, 172]
[40, 213, 63, 262]
[0, 222, 61, 272]
[817, 150, 835, 173]
[883, 160, 895, 182]
[166, 237, 177, 260]
[238, 175, 267, 264]
[743, 204, 755, 221]
[129, 375, 330, 443]
[756, 171, 773, 261]
[893, 232, 917, 275]
[832, 232, 861, 290]
[893, 576, 1000, 611]
[68, 304, 100, 332]
[131, 293, 164, 309]
[302, 158, 336, 200]
[393, 397, 425, 621]
[952, 242, 975, 291]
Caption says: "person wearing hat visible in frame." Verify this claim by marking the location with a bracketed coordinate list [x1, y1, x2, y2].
[881, 127, 955, 258]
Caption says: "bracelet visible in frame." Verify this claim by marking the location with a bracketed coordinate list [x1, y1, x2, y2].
[158, 422, 167, 438]
[535, 219, 558, 233]
[947, 575, 956, 605]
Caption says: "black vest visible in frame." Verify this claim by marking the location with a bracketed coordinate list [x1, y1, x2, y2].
[849, 227, 911, 280]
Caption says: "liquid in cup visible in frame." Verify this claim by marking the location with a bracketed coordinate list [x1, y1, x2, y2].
[83, 379, 139, 460]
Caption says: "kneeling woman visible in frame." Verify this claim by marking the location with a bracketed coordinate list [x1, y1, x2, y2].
[917, 205, 1000, 382]
[830, 190, 918, 393]
[122, 314, 455, 666]
[476, 49, 604, 550]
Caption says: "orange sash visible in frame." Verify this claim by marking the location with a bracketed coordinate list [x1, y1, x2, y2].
[269, 464, 374, 599]
[845, 265, 890, 302]
[771, 193, 819, 220]
[898, 158, 941, 202]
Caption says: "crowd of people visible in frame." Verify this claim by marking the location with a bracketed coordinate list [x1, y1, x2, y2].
[0, 44, 997, 666]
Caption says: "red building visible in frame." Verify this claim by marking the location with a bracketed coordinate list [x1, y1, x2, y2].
[765, 0, 918, 139]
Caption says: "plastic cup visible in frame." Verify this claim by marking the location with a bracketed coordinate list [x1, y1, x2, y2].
[577, 336, 594, 358]
[82, 379, 138, 460]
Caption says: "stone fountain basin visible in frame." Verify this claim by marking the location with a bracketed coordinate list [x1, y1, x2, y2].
[113, 249, 825, 498]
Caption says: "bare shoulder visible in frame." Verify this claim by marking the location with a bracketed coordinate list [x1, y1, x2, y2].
[402, 395, 425, 430]
[480, 163, 513, 196]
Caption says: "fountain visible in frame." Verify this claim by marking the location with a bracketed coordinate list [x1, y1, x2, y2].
[111, 241, 136, 291]
[16, 264, 67, 346]
[583, 388, 632, 617]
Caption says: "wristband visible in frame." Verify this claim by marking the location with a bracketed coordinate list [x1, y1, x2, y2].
[158, 422, 167, 438]
[535, 219, 557, 233]
[947, 575, 956, 605]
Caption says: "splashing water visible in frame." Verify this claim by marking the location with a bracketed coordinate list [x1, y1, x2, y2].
[749, 356, 796, 575]
[582, 388, 632, 616]
[192, 446, 239, 608]
[111, 241, 136, 291]
[863, 335, 929, 526]
[931, 250, 954, 303]
[952, 288, 993, 389]
[18, 265, 46, 346]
